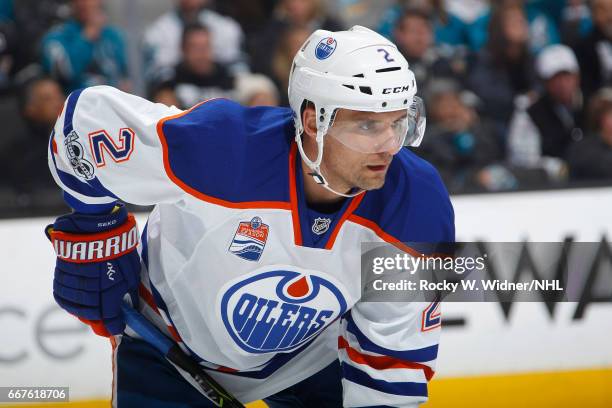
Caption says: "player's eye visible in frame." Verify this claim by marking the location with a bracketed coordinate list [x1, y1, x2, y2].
[357, 120, 376, 132]
[391, 118, 407, 130]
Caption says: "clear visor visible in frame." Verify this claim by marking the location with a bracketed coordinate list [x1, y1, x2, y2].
[326, 96, 426, 154]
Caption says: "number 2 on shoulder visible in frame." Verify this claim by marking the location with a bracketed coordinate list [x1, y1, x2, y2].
[88, 128, 136, 167]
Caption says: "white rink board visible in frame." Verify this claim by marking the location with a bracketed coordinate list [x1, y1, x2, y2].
[1, 187, 612, 397]
[438, 187, 612, 377]
[453, 187, 612, 242]
[0, 216, 118, 399]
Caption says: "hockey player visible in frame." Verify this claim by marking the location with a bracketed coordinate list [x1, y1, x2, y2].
[46, 26, 454, 407]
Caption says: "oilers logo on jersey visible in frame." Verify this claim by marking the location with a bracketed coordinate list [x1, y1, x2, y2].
[228, 217, 269, 261]
[219, 268, 348, 354]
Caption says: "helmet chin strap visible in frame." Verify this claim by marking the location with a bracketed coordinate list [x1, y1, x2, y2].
[295, 127, 365, 199]
[309, 167, 365, 198]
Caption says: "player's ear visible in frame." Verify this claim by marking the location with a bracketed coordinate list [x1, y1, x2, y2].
[301, 104, 317, 141]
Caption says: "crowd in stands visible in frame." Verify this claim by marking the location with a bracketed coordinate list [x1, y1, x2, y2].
[0, 0, 611, 215]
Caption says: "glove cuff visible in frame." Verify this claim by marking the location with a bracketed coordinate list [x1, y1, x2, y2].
[53, 203, 129, 234]
[49, 214, 139, 263]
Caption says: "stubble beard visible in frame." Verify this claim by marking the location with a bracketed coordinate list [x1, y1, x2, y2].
[328, 160, 387, 192]
[322, 140, 390, 193]
[354, 168, 387, 190]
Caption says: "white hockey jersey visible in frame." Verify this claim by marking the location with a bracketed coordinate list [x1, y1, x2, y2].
[48, 86, 455, 407]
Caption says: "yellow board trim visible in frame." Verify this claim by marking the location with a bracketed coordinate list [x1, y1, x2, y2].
[2, 369, 610, 408]
[0, 400, 267, 408]
[424, 368, 612, 408]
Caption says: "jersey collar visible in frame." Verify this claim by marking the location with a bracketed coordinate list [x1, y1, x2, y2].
[288, 143, 365, 249]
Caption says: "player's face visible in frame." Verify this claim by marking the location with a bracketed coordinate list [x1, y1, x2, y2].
[322, 130, 393, 191]
[318, 109, 408, 191]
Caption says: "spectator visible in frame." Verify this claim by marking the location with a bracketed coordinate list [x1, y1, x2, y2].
[567, 89, 612, 180]
[327, 0, 396, 30]
[152, 24, 235, 109]
[215, 0, 278, 36]
[144, 0, 245, 83]
[378, 0, 470, 49]
[271, 25, 310, 106]
[11, 0, 70, 78]
[0, 0, 13, 22]
[466, 0, 561, 53]
[445, 0, 488, 23]
[507, 44, 584, 181]
[0, 77, 65, 192]
[574, 0, 612, 101]
[0, 12, 16, 92]
[467, 3, 537, 132]
[393, 8, 466, 93]
[417, 79, 515, 192]
[234, 73, 279, 107]
[249, 0, 344, 79]
[528, 0, 566, 24]
[41, 0, 129, 93]
[560, 0, 593, 48]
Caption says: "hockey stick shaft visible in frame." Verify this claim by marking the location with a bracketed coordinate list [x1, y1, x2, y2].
[120, 302, 246, 408]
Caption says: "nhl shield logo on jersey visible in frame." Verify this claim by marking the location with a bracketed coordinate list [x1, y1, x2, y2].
[228, 217, 269, 261]
[311, 217, 331, 235]
[219, 268, 348, 354]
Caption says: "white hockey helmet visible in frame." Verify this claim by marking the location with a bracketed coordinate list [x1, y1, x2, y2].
[288, 25, 425, 197]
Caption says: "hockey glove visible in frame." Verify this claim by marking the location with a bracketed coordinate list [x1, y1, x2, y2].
[46, 203, 140, 337]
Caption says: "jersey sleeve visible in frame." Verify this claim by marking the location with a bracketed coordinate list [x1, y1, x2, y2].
[339, 153, 454, 407]
[339, 302, 440, 408]
[48, 86, 186, 212]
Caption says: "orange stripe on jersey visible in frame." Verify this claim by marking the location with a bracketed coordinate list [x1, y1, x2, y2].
[346, 214, 422, 257]
[138, 283, 160, 314]
[110, 336, 118, 407]
[156, 99, 291, 211]
[216, 366, 239, 373]
[167, 325, 182, 343]
[288, 143, 302, 245]
[138, 283, 183, 343]
[338, 336, 435, 381]
[324, 193, 365, 249]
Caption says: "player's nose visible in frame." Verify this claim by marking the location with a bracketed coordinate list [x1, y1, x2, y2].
[375, 129, 402, 155]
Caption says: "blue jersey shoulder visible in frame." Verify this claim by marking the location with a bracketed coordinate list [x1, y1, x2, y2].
[354, 148, 455, 244]
[160, 99, 294, 203]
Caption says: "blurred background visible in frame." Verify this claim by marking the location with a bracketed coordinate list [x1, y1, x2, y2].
[1, 0, 612, 214]
[0, 0, 611, 407]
